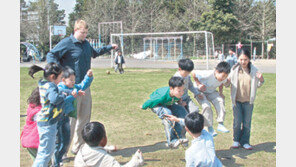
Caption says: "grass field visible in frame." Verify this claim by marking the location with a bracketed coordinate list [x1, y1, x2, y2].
[20, 67, 276, 167]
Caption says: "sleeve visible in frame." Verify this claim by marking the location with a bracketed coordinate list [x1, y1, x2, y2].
[46, 40, 69, 64]
[64, 95, 75, 104]
[188, 76, 201, 96]
[142, 96, 163, 110]
[224, 69, 234, 88]
[92, 45, 113, 58]
[75, 75, 94, 91]
[47, 84, 66, 105]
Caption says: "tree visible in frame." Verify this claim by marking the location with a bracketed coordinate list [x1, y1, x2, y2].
[190, 0, 239, 45]
[251, 0, 276, 58]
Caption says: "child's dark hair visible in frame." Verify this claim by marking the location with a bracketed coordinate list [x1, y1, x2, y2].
[178, 58, 194, 72]
[169, 76, 184, 88]
[185, 112, 204, 134]
[215, 61, 231, 74]
[236, 48, 252, 72]
[62, 66, 75, 79]
[81, 121, 106, 147]
[27, 87, 41, 106]
[29, 62, 63, 79]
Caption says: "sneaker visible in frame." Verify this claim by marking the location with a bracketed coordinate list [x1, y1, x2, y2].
[217, 124, 230, 133]
[60, 162, 63, 166]
[62, 155, 70, 162]
[167, 140, 181, 149]
[231, 141, 240, 149]
[242, 144, 253, 150]
[180, 138, 189, 147]
[128, 149, 144, 167]
[208, 126, 218, 137]
[71, 150, 77, 155]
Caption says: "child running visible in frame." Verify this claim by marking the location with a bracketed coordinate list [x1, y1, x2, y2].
[165, 112, 222, 167]
[74, 121, 144, 167]
[29, 63, 66, 167]
[141, 76, 188, 148]
[192, 62, 231, 137]
[173, 58, 200, 113]
[53, 66, 94, 166]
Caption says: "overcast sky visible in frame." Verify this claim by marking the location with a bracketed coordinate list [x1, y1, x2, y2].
[25, 0, 76, 25]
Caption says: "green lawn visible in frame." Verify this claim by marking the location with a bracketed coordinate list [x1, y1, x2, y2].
[20, 67, 276, 167]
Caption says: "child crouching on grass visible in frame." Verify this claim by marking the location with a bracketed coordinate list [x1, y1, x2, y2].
[166, 112, 222, 167]
[141, 76, 188, 149]
[28, 63, 66, 167]
[74, 121, 144, 167]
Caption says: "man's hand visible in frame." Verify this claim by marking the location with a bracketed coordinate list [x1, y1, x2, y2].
[111, 44, 118, 50]
[87, 69, 93, 77]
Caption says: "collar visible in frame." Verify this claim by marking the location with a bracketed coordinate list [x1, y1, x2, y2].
[70, 34, 82, 44]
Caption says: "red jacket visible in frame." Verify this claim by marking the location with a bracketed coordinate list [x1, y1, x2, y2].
[20, 104, 42, 148]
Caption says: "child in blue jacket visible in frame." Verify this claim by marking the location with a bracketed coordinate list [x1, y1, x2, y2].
[29, 63, 66, 167]
[53, 67, 93, 166]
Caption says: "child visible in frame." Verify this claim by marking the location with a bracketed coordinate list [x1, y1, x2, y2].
[74, 121, 144, 167]
[114, 50, 125, 74]
[29, 63, 66, 167]
[141, 76, 188, 148]
[20, 87, 42, 162]
[165, 112, 222, 167]
[173, 58, 200, 113]
[225, 48, 237, 68]
[192, 61, 231, 137]
[218, 50, 225, 62]
[53, 66, 94, 166]
[225, 48, 264, 150]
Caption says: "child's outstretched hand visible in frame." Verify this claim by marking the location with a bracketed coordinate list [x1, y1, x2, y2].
[256, 72, 264, 82]
[87, 69, 93, 77]
[198, 84, 206, 92]
[78, 90, 85, 96]
[71, 91, 78, 98]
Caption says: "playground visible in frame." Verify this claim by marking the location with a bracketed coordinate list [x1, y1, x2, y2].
[20, 65, 276, 167]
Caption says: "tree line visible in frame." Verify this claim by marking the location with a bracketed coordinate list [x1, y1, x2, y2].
[20, 0, 276, 58]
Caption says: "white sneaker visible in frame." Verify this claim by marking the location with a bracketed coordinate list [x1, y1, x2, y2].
[167, 140, 181, 149]
[231, 141, 240, 149]
[208, 127, 218, 137]
[217, 124, 230, 133]
[127, 149, 144, 167]
[243, 144, 253, 150]
[180, 138, 189, 147]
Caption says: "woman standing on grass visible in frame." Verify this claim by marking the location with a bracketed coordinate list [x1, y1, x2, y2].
[225, 48, 264, 150]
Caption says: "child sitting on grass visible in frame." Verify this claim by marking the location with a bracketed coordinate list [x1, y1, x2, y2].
[74, 121, 144, 167]
[141, 76, 188, 149]
[165, 112, 222, 167]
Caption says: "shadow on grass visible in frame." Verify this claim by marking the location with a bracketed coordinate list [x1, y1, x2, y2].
[110, 141, 169, 157]
[216, 142, 276, 167]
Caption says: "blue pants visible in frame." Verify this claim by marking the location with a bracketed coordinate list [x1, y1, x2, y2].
[152, 104, 188, 145]
[233, 101, 254, 145]
[53, 115, 71, 167]
[33, 123, 57, 167]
